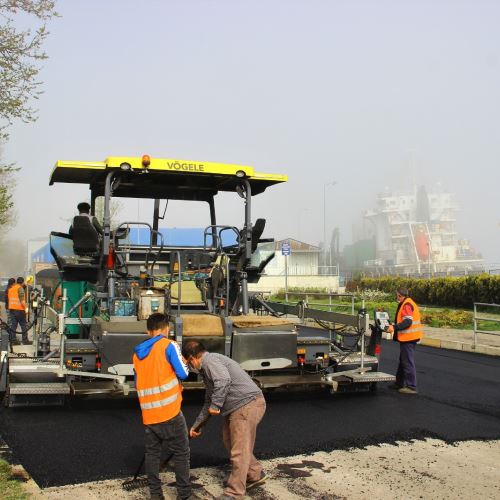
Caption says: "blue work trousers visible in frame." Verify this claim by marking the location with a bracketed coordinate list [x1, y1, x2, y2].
[396, 341, 417, 390]
[8, 310, 28, 342]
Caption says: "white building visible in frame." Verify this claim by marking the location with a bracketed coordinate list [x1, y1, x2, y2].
[249, 238, 340, 293]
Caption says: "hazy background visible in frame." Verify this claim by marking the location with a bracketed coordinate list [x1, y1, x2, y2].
[4, 0, 500, 265]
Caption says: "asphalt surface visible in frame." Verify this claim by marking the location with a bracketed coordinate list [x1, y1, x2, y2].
[1, 341, 499, 487]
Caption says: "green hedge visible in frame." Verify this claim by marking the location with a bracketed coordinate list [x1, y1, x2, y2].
[346, 274, 500, 308]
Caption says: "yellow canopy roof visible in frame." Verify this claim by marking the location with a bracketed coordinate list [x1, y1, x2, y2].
[50, 156, 287, 198]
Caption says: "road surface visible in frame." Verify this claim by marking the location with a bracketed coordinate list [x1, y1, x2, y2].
[0, 341, 499, 488]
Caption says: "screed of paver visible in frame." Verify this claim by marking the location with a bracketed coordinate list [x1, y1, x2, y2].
[34, 439, 500, 500]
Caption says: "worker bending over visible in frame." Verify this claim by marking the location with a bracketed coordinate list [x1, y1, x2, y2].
[133, 313, 193, 500]
[183, 340, 267, 500]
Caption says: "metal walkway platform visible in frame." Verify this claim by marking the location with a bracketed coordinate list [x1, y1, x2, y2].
[9, 382, 70, 395]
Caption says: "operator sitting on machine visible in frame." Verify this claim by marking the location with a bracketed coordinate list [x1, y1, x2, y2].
[68, 202, 103, 238]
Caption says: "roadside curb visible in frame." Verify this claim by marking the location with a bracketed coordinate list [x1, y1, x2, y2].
[381, 331, 500, 357]
[419, 337, 500, 357]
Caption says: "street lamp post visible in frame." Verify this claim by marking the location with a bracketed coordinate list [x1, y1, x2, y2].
[323, 181, 337, 274]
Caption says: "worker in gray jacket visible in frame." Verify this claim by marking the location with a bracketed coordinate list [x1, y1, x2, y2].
[182, 340, 266, 500]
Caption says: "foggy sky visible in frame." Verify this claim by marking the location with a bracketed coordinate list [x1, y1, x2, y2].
[4, 0, 500, 263]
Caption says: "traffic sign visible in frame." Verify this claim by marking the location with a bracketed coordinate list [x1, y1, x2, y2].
[281, 242, 291, 256]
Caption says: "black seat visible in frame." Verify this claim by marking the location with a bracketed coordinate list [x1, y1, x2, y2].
[72, 216, 100, 255]
[251, 218, 266, 253]
[238, 218, 267, 255]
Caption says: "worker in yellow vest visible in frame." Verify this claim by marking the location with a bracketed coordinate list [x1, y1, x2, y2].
[7, 277, 29, 345]
[385, 287, 423, 394]
[133, 313, 194, 500]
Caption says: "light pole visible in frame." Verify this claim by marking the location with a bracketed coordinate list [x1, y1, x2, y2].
[323, 181, 337, 273]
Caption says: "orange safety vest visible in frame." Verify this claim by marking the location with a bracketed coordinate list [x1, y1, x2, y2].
[133, 336, 182, 425]
[395, 297, 423, 343]
[8, 284, 25, 311]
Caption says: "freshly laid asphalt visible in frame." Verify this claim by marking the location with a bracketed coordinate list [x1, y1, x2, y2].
[1, 341, 499, 487]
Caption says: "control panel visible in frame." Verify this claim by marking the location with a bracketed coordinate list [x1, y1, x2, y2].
[374, 310, 390, 330]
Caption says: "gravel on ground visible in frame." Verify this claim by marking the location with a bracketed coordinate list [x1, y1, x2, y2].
[29, 438, 500, 500]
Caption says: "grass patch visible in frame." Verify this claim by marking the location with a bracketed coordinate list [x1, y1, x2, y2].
[0, 459, 29, 500]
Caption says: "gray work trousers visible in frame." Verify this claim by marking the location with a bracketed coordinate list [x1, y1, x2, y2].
[145, 411, 192, 499]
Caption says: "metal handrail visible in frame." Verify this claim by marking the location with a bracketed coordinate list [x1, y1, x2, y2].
[280, 291, 355, 315]
[113, 221, 165, 277]
[203, 225, 240, 253]
[473, 302, 500, 348]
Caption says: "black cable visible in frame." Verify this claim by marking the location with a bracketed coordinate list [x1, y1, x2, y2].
[0, 308, 57, 358]
[50, 280, 63, 305]
[0, 306, 43, 340]
[65, 294, 119, 376]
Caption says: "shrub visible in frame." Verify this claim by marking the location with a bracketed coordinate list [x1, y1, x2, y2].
[346, 275, 500, 308]
[421, 309, 473, 328]
[354, 288, 393, 303]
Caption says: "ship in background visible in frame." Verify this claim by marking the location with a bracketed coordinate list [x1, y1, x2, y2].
[353, 185, 483, 275]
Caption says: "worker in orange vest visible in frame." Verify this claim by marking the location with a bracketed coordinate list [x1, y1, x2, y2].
[8, 277, 30, 345]
[133, 313, 194, 500]
[385, 287, 423, 394]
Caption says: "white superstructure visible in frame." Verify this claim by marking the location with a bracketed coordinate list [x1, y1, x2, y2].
[363, 185, 483, 274]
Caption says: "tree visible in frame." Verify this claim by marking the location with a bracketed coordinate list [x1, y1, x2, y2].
[94, 197, 123, 231]
[0, 0, 59, 139]
[0, 165, 16, 229]
[63, 197, 123, 232]
[0, 1, 58, 233]
[0, 148, 18, 234]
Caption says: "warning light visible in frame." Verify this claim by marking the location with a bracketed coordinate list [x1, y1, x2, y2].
[142, 155, 151, 167]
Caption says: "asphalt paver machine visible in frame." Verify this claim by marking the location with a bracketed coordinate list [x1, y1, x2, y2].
[0, 155, 394, 407]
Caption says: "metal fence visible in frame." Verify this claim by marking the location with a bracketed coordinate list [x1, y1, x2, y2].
[271, 265, 340, 276]
[281, 291, 355, 315]
[473, 302, 500, 348]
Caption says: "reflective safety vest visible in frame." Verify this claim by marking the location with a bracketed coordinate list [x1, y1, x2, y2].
[395, 297, 423, 343]
[8, 284, 25, 311]
[133, 336, 182, 425]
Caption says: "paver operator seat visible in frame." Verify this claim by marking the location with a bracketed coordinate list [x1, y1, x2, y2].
[71, 215, 101, 256]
